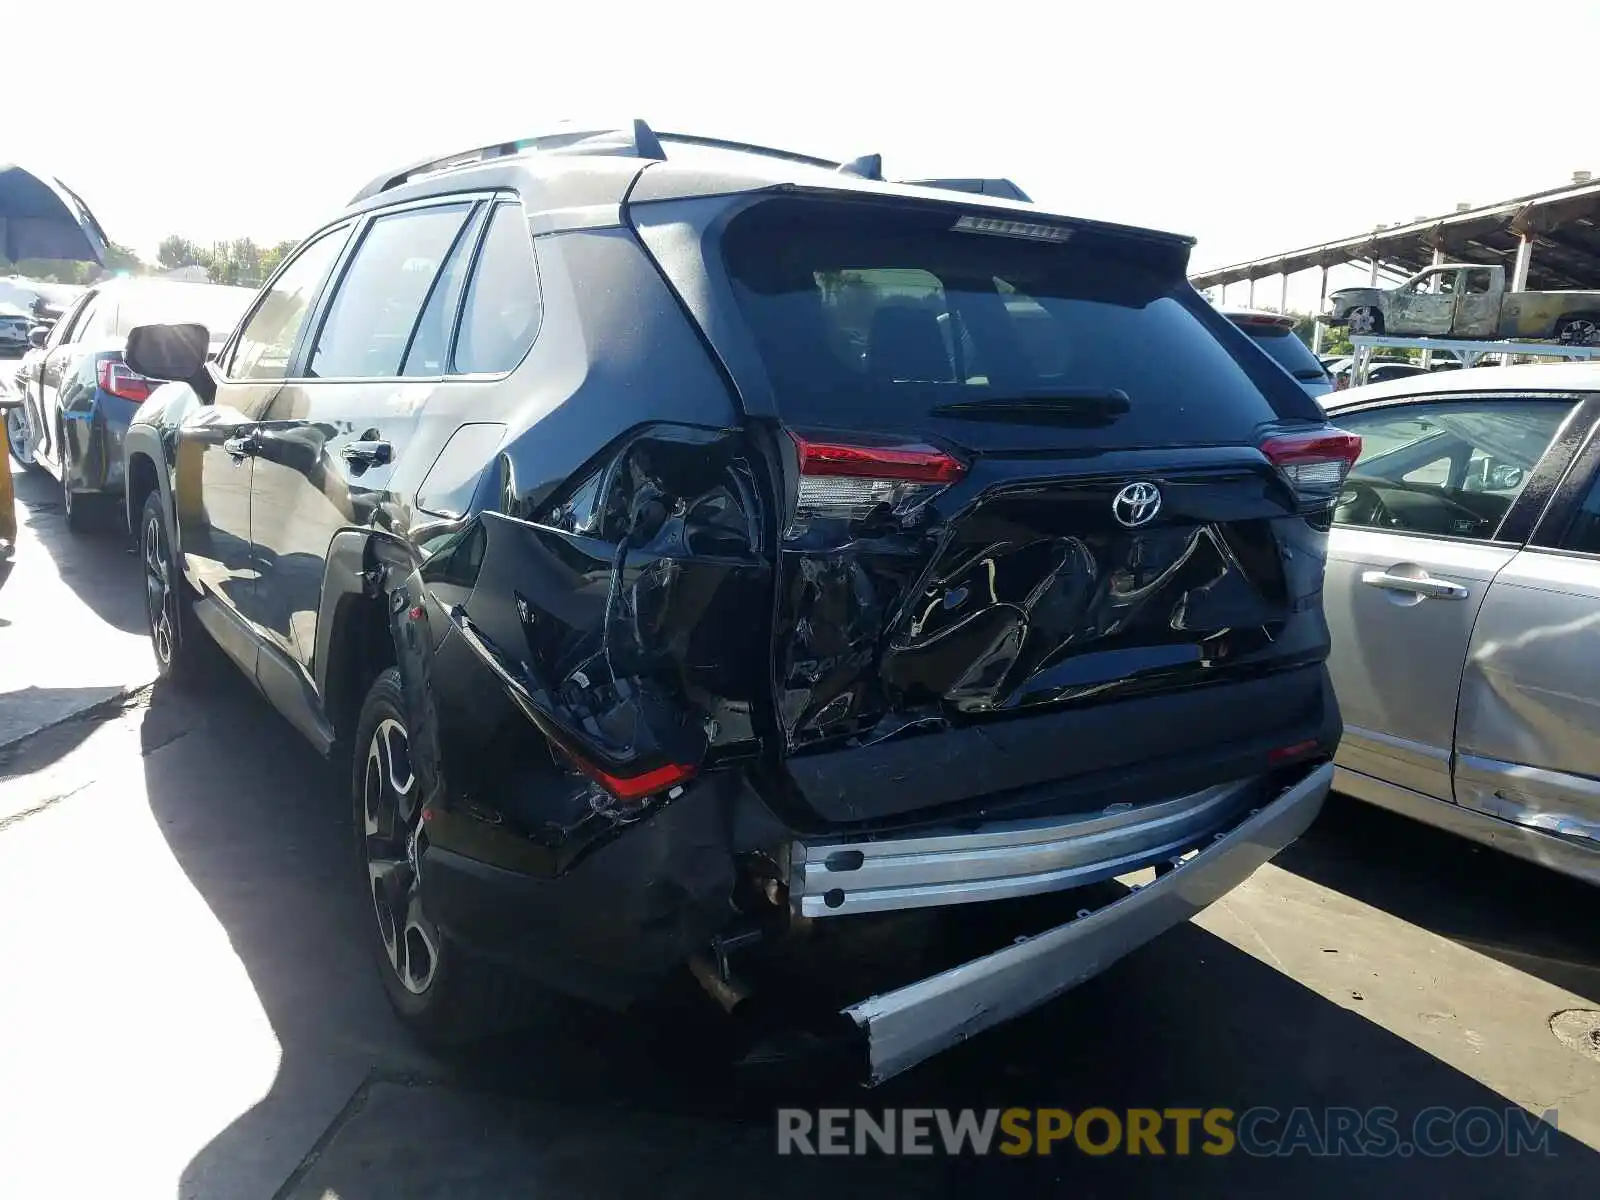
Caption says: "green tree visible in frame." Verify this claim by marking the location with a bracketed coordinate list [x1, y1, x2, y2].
[1287, 312, 1356, 357]
[157, 235, 205, 271]
[257, 239, 299, 281]
[228, 238, 262, 286]
[100, 242, 146, 276]
[202, 241, 238, 285]
[1, 257, 95, 284]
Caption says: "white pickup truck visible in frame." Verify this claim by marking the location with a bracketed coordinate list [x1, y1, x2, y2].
[1325, 263, 1600, 344]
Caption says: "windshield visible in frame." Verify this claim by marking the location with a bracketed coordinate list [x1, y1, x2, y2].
[720, 199, 1296, 446]
[116, 285, 255, 342]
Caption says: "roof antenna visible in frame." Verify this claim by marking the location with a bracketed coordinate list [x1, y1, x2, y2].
[836, 154, 883, 181]
[629, 119, 666, 161]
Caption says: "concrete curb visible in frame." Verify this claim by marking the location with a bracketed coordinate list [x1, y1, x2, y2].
[0, 682, 154, 761]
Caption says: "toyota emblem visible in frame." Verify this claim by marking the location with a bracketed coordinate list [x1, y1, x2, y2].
[1112, 481, 1162, 528]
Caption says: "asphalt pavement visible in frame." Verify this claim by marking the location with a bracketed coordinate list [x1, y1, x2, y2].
[0, 465, 156, 750]
[1, 472, 1597, 1199]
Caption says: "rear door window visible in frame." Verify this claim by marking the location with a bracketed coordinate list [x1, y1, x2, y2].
[309, 203, 473, 380]
[453, 203, 542, 375]
[401, 206, 483, 376]
[1563, 470, 1600, 554]
[720, 199, 1294, 447]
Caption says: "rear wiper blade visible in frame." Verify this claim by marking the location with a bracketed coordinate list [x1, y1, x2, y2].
[930, 389, 1130, 423]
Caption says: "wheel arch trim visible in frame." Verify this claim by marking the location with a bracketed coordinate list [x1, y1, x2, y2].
[313, 528, 420, 745]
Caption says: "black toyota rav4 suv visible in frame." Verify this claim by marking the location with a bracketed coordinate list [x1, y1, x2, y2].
[124, 121, 1351, 1083]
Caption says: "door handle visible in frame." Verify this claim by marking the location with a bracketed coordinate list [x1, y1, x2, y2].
[341, 440, 393, 467]
[1360, 569, 1469, 600]
[222, 432, 259, 459]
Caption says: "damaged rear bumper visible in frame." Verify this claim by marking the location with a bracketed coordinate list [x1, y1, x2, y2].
[790, 778, 1266, 917]
[841, 761, 1331, 1084]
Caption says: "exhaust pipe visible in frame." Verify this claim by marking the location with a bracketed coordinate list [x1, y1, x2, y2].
[688, 953, 751, 1015]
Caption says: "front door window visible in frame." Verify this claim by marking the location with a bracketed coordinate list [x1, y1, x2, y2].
[228, 226, 352, 381]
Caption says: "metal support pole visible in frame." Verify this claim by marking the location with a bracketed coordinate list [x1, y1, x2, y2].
[1511, 234, 1533, 292]
[1420, 248, 1444, 370]
[1247, 277, 1256, 307]
[1279, 272, 1289, 315]
[1368, 259, 1380, 286]
[1312, 266, 1328, 355]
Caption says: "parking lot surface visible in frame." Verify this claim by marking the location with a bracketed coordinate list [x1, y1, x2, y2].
[1, 472, 1596, 1198]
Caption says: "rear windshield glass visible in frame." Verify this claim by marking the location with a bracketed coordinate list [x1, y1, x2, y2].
[720, 200, 1294, 445]
[117, 285, 255, 341]
[1236, 322, 1326, 381]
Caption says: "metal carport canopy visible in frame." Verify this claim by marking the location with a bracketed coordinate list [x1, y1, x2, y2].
[1190, 177, 1600, 292]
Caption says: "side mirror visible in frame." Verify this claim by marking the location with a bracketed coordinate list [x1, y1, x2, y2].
[27, 326, 48, 348]
[126, 322, 209, 383]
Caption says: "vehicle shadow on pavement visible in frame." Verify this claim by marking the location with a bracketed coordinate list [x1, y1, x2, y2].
[141, 671, 1599, 1198]
[9, 467, 144, 635]
[1278, 794, 1599, 1002]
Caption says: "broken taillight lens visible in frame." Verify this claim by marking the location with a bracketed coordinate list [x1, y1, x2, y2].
[570, 755, 697, 805]
[788, 433, 967, 534]
[1260, 428, 1362, 508]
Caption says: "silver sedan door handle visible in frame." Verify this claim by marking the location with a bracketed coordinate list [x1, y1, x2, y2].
[222, 432, 258, 459]
[340, 439, 392, 467]
[1360, 569, 1469, 600]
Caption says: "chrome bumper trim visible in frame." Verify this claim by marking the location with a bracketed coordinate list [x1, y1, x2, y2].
[791, 779, 1257, 918]
[841, 763, 1332, 1085]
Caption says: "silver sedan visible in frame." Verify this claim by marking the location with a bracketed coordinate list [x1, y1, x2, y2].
[1324, 362, 1600, 885]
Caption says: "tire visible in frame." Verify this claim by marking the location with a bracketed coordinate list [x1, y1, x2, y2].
[139, 489, 211, 683]
[5, 405, 36, 471]
[1555, 315, 1600, 347]
[60, 439, 102, 533]
[352, 667, 537, 1046]
[1347, 306, 1384, 336]
[62, 472, 89, 532]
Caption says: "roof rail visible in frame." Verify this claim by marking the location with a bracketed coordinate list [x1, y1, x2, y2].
[347, 119, 666, 204]
[653, 136, 888, 183]
[348, 119, 1031, 207]
[651, 131, 843, 171]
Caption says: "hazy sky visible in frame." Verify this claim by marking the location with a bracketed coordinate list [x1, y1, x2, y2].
[12, 0, 1598, 310]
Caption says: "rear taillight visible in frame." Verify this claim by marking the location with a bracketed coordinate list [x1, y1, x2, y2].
[1269, 738, 1321, 765]
[1261, 428, 1362, 507]
[568, 754, 696, 805]
[96, 360, 153, 403]
[789, 433, 967, 534]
